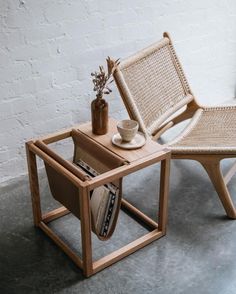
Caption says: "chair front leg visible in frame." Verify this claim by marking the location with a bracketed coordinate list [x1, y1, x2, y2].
[200, 159, 236, 219]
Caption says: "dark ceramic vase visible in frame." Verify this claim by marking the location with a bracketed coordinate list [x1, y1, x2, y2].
[91, 97, 108, 135]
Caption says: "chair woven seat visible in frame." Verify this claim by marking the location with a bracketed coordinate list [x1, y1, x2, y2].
[170, 106, 236, 154]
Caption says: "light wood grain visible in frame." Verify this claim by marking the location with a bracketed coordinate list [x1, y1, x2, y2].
[121, 198, 159, 229]
[39, 222, 83, 269]
[93, 229, 163, 274]
[42, 206, 70, 223]
[39, 124, 81, 145]
[25, 118, 170, 277]
[78, 118, 163, 163]
[200, 158, 236, 219]
[29, 143, 87, 188]
[158, 156, 171, 234]
[87, 151, 168, 190]
[79, 187, 93, 277]
[25, 142, 42, 226]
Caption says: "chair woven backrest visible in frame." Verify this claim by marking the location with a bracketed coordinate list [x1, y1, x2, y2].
[113, 32, 194, 137]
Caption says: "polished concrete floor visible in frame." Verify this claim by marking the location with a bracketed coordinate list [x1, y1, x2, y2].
[1, 158, 236, 294]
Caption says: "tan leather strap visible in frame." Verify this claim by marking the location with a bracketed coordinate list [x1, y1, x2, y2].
[71, 129, 126, 168]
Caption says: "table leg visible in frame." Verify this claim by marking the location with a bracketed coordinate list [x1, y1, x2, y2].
[26, 142, 42, 226]
[79, 186, 93, 277]
[158, 156, 171, 234]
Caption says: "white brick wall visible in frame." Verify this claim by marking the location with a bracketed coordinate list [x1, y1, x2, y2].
[0, 0, 236, 185]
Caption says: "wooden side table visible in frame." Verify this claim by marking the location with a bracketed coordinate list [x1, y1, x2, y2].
[26, 118, 171, 277]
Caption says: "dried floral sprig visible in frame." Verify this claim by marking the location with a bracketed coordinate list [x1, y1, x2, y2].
[91, 57, 120, 99]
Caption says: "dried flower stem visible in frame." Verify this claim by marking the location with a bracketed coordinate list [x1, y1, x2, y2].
[91, 57, 120, 99]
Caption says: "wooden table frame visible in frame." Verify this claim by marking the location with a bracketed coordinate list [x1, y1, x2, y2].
[26, 122, 171, 277]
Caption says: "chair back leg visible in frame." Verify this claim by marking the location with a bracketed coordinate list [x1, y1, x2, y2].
[200, 159, 236, 219]
[224, 160, 236, 185]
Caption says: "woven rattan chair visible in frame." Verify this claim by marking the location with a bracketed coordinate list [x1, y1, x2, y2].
[113, 32, 236, 219]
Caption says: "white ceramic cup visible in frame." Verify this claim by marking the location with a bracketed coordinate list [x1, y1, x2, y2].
[117, 120, 139, 142]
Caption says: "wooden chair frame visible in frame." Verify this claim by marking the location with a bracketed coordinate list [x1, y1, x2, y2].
[156, 100, 236, 219]
[113, 32, 236, 219]
[26, 123, 170, 277]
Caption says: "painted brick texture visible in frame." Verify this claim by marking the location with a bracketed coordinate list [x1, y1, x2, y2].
[0, 0, 236, 185]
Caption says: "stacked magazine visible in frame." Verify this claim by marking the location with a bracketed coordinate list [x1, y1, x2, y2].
[76, 160, 119, 237]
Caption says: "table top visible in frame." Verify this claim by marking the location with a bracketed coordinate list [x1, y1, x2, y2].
[78, 118, 167, 163]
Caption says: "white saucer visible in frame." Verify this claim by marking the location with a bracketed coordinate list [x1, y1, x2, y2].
[112, 132, 146, 149]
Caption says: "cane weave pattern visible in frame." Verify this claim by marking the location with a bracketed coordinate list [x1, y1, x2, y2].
[170, 106, 236, 154]
[120, 41, 190, 135]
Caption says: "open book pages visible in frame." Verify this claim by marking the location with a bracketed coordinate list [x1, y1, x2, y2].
[75, 159, 119, 237]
